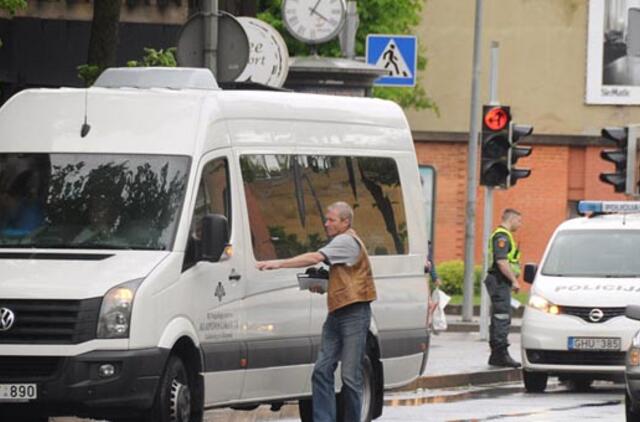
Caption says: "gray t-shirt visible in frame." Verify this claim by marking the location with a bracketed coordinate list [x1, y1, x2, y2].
[318, 233, 360, 266]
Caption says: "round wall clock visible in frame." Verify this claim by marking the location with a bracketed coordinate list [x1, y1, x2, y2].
[282, 0, 347, 45]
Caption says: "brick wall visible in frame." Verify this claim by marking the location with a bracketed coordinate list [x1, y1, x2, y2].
[416, 141, 626, 269]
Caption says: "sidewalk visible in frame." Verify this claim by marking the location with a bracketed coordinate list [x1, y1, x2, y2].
[395, 315, 523, 391]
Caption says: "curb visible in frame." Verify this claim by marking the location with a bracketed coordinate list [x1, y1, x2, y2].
[447, 304, 525, 319]
[446, 323, 521, 333]
[393, 368, 522, 391]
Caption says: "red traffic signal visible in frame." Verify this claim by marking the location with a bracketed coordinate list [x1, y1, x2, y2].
[483, 107, 510, 131]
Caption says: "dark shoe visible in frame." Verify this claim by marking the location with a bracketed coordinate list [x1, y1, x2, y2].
[488, 351, 521, 368]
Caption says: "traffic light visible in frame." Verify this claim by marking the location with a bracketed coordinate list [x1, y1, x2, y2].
[599, 125, 640, 196]
[508, 122, 533, 187]
[599, 127, 629, 193]
[480, 105, 511, 187]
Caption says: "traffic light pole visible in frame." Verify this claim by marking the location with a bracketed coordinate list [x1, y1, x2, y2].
[462, 0, 484, 321]
[479, 41, 499, 340]
[203, 0, 219, 76]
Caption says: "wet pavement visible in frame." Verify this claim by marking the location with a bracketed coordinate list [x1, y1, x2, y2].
[52, 326, 525, 422]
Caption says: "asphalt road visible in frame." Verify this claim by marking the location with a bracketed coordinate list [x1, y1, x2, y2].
[53, 380, 626, 422]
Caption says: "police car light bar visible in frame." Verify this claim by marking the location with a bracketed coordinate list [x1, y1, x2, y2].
[578, 200, 640, 214]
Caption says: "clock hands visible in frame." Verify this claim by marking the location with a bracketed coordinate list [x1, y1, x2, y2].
[309, 0, 323, 15]
[309, 7, 331, 23]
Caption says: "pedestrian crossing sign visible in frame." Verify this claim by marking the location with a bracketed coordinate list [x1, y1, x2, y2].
[366, 34, 417, 87]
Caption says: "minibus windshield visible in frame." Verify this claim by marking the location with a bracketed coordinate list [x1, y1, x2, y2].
[541, 229, 640, 277]
[0, 153, 189, 250]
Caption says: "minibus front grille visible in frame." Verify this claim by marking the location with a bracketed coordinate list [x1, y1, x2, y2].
[0, 356, 61, 380]
[0, 298, 102, 344]
[526, 349, 626, 366]
[560, 306, 626, 323]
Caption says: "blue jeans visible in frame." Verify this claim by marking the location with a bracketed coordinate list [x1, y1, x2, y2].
[312, 301, 371, 422]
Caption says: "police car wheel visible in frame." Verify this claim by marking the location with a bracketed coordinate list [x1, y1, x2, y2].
[568, 377, 592, 392]
[626, 390, 640, 421]
[523, 370, 548, 393]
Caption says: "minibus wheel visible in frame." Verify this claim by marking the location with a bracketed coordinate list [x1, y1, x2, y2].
[298, 351, 376, 422]
[149, 355, 199, 422]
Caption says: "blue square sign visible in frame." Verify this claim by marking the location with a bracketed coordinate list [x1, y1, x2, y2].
[366, 34, 417, 87]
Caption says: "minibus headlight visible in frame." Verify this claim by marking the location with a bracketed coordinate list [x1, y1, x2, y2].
[528, 294, 559, 315]
[97, 279, 143, 339]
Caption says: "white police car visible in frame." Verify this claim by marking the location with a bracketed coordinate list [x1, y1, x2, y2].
[521, 201, 640, 393]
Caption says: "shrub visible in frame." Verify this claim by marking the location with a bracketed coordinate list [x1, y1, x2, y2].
[435, 260, 484, 295]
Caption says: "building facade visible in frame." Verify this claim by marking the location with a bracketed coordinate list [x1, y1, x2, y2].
[410, 0, 640, 268]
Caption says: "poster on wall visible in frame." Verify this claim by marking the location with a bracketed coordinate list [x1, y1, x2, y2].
[586, 0, 640, 104]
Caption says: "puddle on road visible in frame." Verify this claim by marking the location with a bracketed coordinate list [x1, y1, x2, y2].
[446, 399, 621, 421]
[386, 382, 622, 421]
[385, 384, 525, 406]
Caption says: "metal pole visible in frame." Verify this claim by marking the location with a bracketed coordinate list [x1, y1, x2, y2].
[203, 0, 219, 76]
[479, 41, 500, 340]
[462, 0, 484, 321]
[340, 1, 359, 59]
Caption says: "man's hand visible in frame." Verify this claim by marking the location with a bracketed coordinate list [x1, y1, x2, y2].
[309, 284, 326, 294]
[256, 260, 281, 271]
[424, 261, 432, 273]
[512, 281, 521, 293]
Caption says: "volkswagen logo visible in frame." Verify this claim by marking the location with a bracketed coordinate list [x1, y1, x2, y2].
[589, 308, 604, 323]
[0, 308, 15, 331]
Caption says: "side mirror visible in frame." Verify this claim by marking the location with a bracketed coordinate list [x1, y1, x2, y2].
[201, 214, 229, 263]
[523, 263, 537, 284]
[626, 305, 640, 321]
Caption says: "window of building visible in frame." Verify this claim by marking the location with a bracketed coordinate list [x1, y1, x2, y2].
[241, 154, 408, 260]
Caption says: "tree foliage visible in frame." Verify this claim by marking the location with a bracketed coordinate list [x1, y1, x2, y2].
[127, 48, 177, 68]
[0, 0, 25, 15]
[257, 0, 436, 111]
[0, 0, 26, 48]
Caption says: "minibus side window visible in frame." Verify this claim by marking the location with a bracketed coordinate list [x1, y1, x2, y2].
[241, 154, 408, 261]
[183, 157, 230, 271]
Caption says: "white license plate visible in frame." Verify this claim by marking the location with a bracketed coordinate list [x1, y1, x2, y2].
[0, 384, 37, 401]
[567, 336, 621, 351]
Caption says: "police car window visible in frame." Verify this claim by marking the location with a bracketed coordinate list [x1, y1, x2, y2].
[541, 230, 640, 277]
[241, 154, 408, 260]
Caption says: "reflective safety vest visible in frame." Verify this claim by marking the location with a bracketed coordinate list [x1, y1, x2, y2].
[489, 226, 521, 278]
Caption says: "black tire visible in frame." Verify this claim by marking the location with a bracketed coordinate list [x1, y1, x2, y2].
[0, 408, 48, 422]
[299, 351, 377, 422]
[626, 390, 640, 422]
[569, 377, 593, 392]
[336, 351, 376, 422]
[523, 370, 548, 393]
[356, 353, 375, 422]
[298, 397, 313, 422]
[146, 355, 201, 422]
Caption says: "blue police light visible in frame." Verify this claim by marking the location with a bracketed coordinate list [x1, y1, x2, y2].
[578, 201, 640, 214]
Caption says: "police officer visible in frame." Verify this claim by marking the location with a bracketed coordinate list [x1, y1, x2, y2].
[484, 208, 522, 368]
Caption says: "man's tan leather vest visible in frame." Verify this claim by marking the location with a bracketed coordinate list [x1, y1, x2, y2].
[327, 229, 377, 313]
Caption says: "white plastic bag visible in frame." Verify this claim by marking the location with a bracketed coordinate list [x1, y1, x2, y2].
[431, 288, 451, 331]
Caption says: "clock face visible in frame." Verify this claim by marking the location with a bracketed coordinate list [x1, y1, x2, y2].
[283, 0, 346, 44]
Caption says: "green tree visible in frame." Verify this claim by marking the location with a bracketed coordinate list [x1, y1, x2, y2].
[257, 0, 436, 111]
[0, 0, 26, 48]
[127, 48, 177, 68]
[77, 0, 121, 86]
